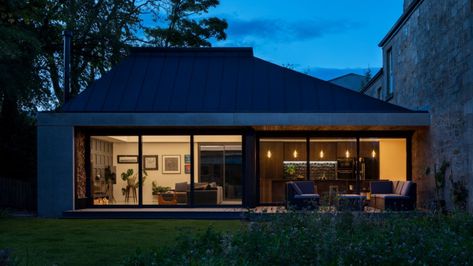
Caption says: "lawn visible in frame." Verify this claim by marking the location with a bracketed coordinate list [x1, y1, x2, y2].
[0, 217, 242, 266]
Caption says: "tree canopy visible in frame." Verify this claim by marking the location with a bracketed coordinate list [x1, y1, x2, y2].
[0, 0, 227, 180]
[0, 0, 227, 112]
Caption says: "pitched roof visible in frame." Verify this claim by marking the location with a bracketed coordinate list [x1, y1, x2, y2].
[61, 47, 416, 113]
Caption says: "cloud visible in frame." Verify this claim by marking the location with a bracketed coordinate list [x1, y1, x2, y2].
[225, 17, 359, 43]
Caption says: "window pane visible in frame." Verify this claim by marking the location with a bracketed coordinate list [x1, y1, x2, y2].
[90, 136, 138, 206]
[194, 135, 242, 206]
[360, 138, 406, 179]
[309, 138, 357, 197]
[259, 138, 307, 204]
[142, 136, 190, 206]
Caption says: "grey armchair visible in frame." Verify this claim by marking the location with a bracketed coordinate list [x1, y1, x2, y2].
[286, 181, 320, 210]
[370, 180, 416, 211]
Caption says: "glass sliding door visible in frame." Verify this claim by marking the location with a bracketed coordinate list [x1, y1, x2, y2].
[142, 136, 190, 206]
[194, 136, 242, 206]
[90, 136, 139, 206]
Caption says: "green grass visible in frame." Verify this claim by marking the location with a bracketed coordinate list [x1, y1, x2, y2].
[0, 218, 242, 266]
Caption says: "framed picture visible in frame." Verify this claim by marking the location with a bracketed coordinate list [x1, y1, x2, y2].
[184, 154, 191, 163]
[185, 164, 191, 174]
[117, 155, 138, 164]
[143, 155, 158, 170]
[162, 155, 181, 174]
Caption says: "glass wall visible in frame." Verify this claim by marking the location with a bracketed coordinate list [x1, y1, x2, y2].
[90, 136, 139, 206]
[259, 138, 307, 204]
[142, 136, 191, 206]
[309, 138, 357, 197]
[194, 136, 243, 205]
[359, 138, 406, 191]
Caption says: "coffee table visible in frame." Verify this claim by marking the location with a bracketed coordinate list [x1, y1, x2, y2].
[338, 194, 366, 211]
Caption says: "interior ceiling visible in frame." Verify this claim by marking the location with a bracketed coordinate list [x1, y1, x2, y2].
[91, 135, 242, 143]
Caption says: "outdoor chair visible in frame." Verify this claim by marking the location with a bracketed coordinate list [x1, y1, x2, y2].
[370, 180, 416, 211]
[286, 181, 320, 210]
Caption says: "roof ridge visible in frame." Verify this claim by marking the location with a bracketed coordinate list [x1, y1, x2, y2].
[130, 47, 254, 57]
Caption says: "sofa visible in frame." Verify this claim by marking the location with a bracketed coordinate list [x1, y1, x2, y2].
[286, 181, 320, 210]
[174, 182, 223, 205]
[370, 180, 416, 211]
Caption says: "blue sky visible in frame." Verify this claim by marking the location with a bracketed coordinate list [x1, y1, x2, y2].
[208, 0, 403, 79]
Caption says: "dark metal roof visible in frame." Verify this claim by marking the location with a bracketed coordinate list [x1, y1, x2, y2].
[62, 47, 417, 113]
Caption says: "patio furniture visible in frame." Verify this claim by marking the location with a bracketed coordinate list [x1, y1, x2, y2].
[370, 181, 416, 211]
[338, 194, 366, 211]
[286, 181, 320, 210]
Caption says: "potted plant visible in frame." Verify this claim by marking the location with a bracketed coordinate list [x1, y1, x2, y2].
[285, 164, 296, 179]
[121, 169, 147, 196]
[152, 181, 171, 202]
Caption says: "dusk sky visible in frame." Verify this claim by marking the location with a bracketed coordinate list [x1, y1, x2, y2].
[208, 0, 404, 79]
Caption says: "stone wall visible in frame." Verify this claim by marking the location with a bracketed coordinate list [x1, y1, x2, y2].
[375, 0, 473, 210]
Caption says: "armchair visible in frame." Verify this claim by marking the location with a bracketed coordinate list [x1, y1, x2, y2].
[286, 181, 320, 210]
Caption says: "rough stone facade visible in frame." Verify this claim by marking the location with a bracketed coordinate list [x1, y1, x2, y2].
[364, 0, 473, 210]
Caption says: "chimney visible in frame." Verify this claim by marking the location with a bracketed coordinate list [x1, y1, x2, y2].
[63, 30, 72, 103]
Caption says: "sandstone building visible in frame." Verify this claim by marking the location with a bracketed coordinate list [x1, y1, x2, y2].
[363, 0, 473, 210]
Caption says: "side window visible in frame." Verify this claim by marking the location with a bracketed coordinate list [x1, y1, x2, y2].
[386, 48, 395, 98]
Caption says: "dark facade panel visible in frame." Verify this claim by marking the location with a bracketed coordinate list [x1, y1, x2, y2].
[62, 47, 419, 114]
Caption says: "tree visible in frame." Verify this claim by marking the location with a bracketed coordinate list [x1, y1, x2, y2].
[144, 0, 227, 47]
[360, 68, 372, 90]
[0, 0, 227, 180]
[35, 0, 227, 107]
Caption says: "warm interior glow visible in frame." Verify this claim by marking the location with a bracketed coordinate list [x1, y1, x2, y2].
[371, 149, 376, 158]
[267, 150, 272, 158]
[319, 150, 324, 158]
[345, 150, 350, 158]
[293, 150, 298, 158]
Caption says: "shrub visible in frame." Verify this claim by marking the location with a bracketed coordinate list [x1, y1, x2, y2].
[123, 211, 473, 265]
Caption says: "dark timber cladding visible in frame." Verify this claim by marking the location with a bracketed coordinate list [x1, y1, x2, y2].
[61, 47, 419, 114]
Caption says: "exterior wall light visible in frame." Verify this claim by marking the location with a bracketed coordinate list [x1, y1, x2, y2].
[267, 150, 272, 159]
[293, 150, 298, 158]
[345, 150, 350, 158]
[319, 150, 324, 159]
[371, 149, 376, 158]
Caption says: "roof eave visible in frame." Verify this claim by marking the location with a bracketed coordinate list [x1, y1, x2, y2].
[37, 112, 431, 127]
[378, 0, 425, 47]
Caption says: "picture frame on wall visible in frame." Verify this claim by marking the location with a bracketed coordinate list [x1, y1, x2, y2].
[184, 154, 191, 174]
[143, 155, 159, 170]
[117, 155, 138, 164]
[162, 155, 181, 174]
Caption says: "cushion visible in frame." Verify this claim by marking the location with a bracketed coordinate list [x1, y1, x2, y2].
[339, 194, 366, 199]
[394, 181, 404, 195]
[175, 182, 188, 192]
[372, 194, 409, 199]
[296, 181, 315, 194]
[194, 183, 208, 190]
[207, 182, 217, 189]
[294, 194, 320, 199]
[291, 182, 303, 195]
[400, 181, 412, 196]
[370, 181, 393, 194]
